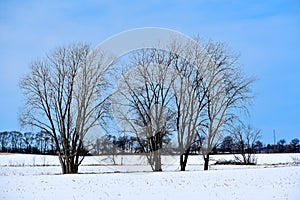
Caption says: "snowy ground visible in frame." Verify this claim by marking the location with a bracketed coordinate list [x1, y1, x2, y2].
[1, 153, 300, 200]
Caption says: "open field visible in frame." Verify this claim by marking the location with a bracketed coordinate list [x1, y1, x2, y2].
[1, 153, 300, 200]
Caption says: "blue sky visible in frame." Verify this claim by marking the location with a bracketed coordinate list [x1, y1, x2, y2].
[0, 0, 299, 144]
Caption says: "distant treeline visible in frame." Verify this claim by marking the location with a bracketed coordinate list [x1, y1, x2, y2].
[0, 131, 56, 155]
[0, 131, 299, 155]
[218, 136, 300, 154]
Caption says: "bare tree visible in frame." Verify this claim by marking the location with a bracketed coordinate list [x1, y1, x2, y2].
[197, 40, 254, 170]
[167, 38, 253, 171]
[166, 38, 253, 171]
[20, 43, 110, 174]
[112, 48, 177, 171]
[231, 124, 261, 165]
[170, 39, 209, 171]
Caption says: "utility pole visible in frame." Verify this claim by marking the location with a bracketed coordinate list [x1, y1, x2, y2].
[273, 129, 276, 152]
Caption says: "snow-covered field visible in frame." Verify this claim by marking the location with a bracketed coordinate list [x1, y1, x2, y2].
[1, 153, 300, 200]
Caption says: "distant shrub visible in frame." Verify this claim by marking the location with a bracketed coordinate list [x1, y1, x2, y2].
[290, 156, 300, 164]
[215, 159, 256, 165]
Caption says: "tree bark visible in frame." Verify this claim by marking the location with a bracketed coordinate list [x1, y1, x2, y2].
[180, 147, 190, 171]
[153, 150, 162, 171]
[204, 154, 209, 171]
[59, 155, 80, 174]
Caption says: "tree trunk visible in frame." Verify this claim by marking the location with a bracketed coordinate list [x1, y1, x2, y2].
[153, 150, 162, 171]
[61, 163, 66, 174]
[241, 142, 247, 164]
[180, 154, 185, 171]
[59, 155, 79, 174]
[180, 147, 190, 171]
[204, 154, 209, 171]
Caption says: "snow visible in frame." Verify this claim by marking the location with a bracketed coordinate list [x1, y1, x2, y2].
[1, 153, 300, 200]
